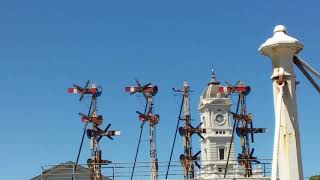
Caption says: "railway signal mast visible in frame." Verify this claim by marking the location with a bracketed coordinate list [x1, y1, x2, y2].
[125, 79, 159, 180]
[68, 80, 120, 180]
[222, 82, 266, 178]
[175, 81, 206, 179]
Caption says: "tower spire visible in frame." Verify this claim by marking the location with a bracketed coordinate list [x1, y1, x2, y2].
[198, 71, 233, 178]
[209, 69, 220, 85]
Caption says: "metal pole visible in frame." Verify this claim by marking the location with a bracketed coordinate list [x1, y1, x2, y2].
[113, 164, 116, 180]
[294, 56, 320, 80]
[293, 58, 320, 93]
[148, 96, 158, 180]
[73, 164, 76, 180]
[183, 81, 193, 179]
[41, 166, 43, 180]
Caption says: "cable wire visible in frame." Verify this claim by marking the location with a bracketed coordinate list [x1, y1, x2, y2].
[224, 94, 241, 178]
[72, 99, 94, 180]
[130, 101, 148, 180]
[165, 95, 184, 179]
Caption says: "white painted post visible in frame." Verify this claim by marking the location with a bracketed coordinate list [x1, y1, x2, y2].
[259, 25, 304, 180]
[271, 79, 284, 180]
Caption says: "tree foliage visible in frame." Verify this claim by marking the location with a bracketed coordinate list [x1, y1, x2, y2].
[310, 175, 320, 180]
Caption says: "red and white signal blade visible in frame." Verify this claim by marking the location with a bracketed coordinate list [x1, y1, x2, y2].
[81, 116, 86, 122]
[235, 86, 248, 92]
[125, 86, 138, 93]
[68, 88, 82, 94]
[218, 86, 249, 93]
[218, 86, 232, 93]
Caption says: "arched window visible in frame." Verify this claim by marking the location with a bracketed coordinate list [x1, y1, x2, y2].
[204, 148, 208, 160]
[219, 148, 225, 160]
[202, 116, 206, 127]
[217, 145, 226, 160]
[209, 111, 213, 127]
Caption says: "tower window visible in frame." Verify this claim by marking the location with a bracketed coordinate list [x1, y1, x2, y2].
[202, 116, 206, 126]
[204, 148, 208, 160]
[219, 148, 225, 160]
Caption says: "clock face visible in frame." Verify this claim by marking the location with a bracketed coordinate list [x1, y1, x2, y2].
[215, 114, 225, 125]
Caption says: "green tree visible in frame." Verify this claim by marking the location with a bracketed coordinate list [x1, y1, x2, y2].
[310, 175, 320, 180]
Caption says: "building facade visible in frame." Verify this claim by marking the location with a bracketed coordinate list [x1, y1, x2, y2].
[198, 72, 235, 179]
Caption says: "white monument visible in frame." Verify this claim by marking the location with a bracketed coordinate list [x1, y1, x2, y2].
[259, 25, 304, 180]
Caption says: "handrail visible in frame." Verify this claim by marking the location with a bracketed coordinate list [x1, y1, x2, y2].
[39, 159, 273, 180]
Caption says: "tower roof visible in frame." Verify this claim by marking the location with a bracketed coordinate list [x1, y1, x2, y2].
[201, 70, 227, 99]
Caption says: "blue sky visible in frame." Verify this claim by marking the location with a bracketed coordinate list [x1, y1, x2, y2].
[0, 0, 319, 179]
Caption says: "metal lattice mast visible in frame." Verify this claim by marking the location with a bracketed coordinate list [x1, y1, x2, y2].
[182, 81, 194, 178]
[221, 82, 265, 177]
[125, 80, 159, 180]
[68, 81, 120, 180]
[176, 81, 206, 179]
[87, 96, 104, 180]
[148, 95, 158, 180]
[237, 92, 253, 177]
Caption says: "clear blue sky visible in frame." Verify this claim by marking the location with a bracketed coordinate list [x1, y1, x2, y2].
[0, 0, 319, 179]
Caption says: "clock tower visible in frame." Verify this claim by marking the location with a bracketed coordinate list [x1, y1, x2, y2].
[198, 71, 235, 179]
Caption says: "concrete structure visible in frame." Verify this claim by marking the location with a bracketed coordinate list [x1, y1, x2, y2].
[31, 161, 110, 180]
[259, 25, 304, 180]
[198, 72, 235, 179]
